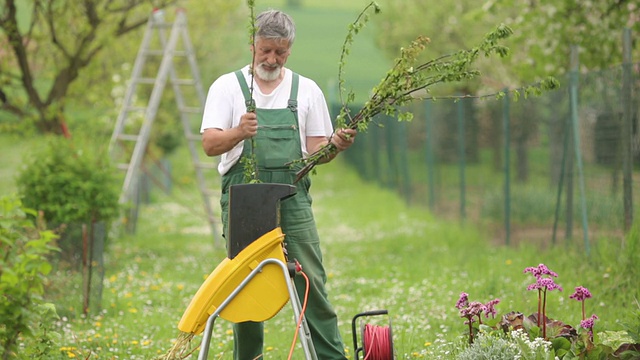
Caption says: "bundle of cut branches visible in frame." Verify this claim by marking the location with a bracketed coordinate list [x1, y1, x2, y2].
[291, 2, 558, 183]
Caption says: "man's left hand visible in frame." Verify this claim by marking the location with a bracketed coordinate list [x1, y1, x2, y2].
[331, 128, 357, 152]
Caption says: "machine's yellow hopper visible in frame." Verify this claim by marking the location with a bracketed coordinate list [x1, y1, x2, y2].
[178, 227, 289, 334]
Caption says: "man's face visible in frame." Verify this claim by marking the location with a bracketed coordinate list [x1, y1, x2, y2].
[252, 37, 291, 82]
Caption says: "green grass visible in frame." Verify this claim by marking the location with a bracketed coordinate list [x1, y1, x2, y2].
[2, 133, 638, 359]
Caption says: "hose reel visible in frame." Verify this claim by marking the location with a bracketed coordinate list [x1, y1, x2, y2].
[352, 310, 394, 360]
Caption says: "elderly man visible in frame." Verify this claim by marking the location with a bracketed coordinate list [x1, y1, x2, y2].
[200, 9, 356, 360]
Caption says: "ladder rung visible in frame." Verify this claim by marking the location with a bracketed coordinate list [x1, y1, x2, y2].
[125, 106, 146, 112]
[172, 79, 196, 86]
[195, 162, 216, 170]
[136, 77, 157, 84]
[143, 49, 164, 56]
[186, 134, 201, 141]
[181, 106, 201, 114]
[136, 78, 194, 86]
[117, 134, 140, 142]
[144, 49, 188, 57]
[151, 23, 173, 30]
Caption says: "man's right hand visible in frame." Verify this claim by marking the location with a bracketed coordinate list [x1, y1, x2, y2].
[201, 112, 257, 157]
[238, 112, 258, 139]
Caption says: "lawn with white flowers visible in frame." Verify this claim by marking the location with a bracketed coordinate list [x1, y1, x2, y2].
[43, 156, 639, 359]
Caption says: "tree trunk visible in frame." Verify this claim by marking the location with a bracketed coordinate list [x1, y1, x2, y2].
[34, 111, 70, 137]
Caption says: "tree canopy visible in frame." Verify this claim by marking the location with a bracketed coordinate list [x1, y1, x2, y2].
[485, 0, 639, 75]
[372, 0, 638, 92]
[0, 0, 244, 136]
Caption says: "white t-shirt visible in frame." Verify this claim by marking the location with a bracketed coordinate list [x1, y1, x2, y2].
[201, 65, 333, 175]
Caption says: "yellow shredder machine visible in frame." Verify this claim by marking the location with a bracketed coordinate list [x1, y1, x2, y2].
[177, 183, 319, 360]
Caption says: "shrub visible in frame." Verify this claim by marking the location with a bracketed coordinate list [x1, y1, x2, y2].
[16, 137, 120, 262]
[0, 196, 60, 359]
[16, 137, 120, 227]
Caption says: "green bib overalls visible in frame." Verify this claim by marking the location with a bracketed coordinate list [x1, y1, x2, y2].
[219, 70, 346, 360]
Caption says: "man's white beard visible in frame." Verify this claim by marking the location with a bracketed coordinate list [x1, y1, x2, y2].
[255, 63, 281, 82]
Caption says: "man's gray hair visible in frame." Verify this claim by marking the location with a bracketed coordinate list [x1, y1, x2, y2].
[255, 10, 295, 46]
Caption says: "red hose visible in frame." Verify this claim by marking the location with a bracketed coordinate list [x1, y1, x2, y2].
[287, 262, 310, 360]
[363, 323, 392, 360]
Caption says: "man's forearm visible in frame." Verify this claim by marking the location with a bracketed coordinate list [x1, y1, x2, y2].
[202, 128, 244, 156]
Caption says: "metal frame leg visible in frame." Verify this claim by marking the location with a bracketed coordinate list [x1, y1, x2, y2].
[197, 258, 317, 360]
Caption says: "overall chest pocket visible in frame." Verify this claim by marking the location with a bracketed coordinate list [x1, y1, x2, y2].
[255, 124, 301, 169]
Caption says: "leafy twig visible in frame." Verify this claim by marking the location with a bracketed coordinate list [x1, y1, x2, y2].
[337, 1, 381, 116]
[241, 0, 259, 183]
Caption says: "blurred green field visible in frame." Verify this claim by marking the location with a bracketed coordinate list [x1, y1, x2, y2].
[224, 0, 391, 104]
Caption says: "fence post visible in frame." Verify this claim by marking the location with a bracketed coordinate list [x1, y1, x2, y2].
[552, 101, 572, 246]
[425, 101, 436, 211]
[385, 117, 397, 188]
[398, 120, 412, 203]
[569, 45, 590, 256]
[622, 28, 634, 233]
[372, 120, 382, 183]
[457, 98, 466, 222]
[502, 89, 511, 246]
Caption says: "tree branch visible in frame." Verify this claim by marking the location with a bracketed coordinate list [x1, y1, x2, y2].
[45, 0, 71, 58]
[0, 87, 26, 116]
[84, 0, 100, 26]
[109, 0, 180, 36]
[1, 0, 44, 109]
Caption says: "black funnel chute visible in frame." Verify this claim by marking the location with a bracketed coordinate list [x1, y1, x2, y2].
[227, 183, 297, 259]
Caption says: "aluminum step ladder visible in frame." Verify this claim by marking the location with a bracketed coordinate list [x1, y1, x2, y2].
[108, 9, 218, 242]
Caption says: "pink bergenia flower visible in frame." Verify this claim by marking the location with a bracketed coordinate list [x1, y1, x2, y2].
[524, 263, 559, 278]
[527, 277, 563, 292]
[460, 301, 485, 324]
[456, 292, 469, 310]
[569, 286, 592, 301]
[484, 299, 500, 318]
[459, 301, 484, 318]
[580, 314, 599, 330]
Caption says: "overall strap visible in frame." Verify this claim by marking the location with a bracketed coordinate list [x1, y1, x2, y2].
[288, 73, 299, 114]
[234, 70, 254, 110]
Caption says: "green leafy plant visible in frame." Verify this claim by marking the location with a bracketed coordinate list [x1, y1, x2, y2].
[16, 136, 120, 261]
[597, 302, 640, 360]
[17, 137, 120, 227]
[458, 327, 558, 360]
[622, 301, 640, 345]
[458, 264, 638, 359]
[0, 196, 60, 359]
[455, 292, 500, 344]
[19, 303, 62, 359]
[292, 1, 558, 182]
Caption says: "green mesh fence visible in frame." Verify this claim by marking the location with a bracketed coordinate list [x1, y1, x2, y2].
[333, 61, 639, 248]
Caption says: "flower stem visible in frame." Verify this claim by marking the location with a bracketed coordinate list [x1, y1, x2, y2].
[542, 288, 547, 339]
[537, 289, 542, 327]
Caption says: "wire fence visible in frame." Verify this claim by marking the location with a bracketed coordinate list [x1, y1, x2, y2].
[335, 57, 639, 251]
